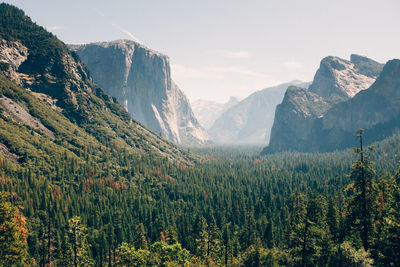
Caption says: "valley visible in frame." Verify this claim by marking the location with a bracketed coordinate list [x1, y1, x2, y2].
[1, 2, 400, 266]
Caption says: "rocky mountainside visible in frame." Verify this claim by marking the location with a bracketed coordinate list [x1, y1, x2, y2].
[208, 81, 309, 144]
[263, 55, 391, 153]
[308, 55, 382, 100]
[71, 40, 210, 146]
[0, 3, 193, 165]
[191, 96, 240, 129]
[315, 59, 400, 150]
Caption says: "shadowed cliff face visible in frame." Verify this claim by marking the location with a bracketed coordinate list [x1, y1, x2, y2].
[263, 55, 389, 154]
[71, 40, 210, 146]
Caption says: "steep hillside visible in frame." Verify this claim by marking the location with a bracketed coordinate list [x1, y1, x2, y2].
[71, 40, 210, 146]
[264, 55, 384, 153]
[0, 3, 193, 165]
[208, 81, 309, 144]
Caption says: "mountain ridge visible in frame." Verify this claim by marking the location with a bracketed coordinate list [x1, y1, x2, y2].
[263, 55, 399, 154]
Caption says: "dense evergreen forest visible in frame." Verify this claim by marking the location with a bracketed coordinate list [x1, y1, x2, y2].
[1, 3, 400, 267]
[2, 132, 400, 266]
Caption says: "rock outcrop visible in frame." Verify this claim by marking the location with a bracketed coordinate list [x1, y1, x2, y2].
[208, 81, 309, 144]
[308, 55, 382, 99]
[315, 59, 400, 150]
[264, 55, 386, 153]
[71, 40, 210, 146]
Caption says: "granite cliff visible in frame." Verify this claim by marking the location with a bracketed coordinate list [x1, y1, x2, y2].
[71, 40, 210, 146]
[0, 4, 193, 164]
[264, 55, 385, 153]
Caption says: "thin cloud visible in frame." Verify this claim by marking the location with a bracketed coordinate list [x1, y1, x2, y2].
[171, 63, 282, 102]
[171, 64, 275, 80]
[92, 8, 105, 18]
[281, 61, 303, 69]
[92, 8, 142, 44]
[111, 23, 142, 43]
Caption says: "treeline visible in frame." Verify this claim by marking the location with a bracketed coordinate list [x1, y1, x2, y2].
[1, 134, 400, 266]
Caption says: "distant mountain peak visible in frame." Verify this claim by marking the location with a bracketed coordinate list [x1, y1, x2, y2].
[309, 55, 383, 99]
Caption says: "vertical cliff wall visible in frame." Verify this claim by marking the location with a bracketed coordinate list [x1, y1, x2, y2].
[71, 40, 210, 145]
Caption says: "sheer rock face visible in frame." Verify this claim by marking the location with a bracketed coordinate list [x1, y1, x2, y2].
[264, 55, 388, 154]
[317, 59, 400, 150]
[308, 55, 382, 99]
[72, 40, 210, 145]
[265, 86, 330, 152]
[208, 81, 309, 145]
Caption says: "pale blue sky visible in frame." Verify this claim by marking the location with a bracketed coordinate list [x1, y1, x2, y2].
[3, 0, 400, 102]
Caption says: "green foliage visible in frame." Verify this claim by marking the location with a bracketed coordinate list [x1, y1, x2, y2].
[345, 145, 377, 250]
[133, 223, 148, 250]
[337, 241, 374, 267]
[63, 216, 93, 267]
[0, 192, 31, 266]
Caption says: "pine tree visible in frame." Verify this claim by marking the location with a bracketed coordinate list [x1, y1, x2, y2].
[65, 216, 93, 267]
[345, 129, 377, 251]
[133, 223, 148, 250]
[165, 225, 178, 245]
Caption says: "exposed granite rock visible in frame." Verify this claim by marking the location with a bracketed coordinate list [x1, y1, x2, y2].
[316, 59, 400, 150]
[308, 55, 382, 99]
[264, 55, 388, 154]
[264, 86, 330, 153]
[71, 40, 210, 145]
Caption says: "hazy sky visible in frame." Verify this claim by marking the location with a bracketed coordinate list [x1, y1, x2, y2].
[3, 0, 400, 102]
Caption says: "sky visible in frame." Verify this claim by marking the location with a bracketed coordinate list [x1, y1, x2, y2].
[3, 0, 400, 103]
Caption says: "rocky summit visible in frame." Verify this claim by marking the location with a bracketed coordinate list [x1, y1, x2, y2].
[308, 55, 383, 100]
[71, 40, 210, 146]
[264, 55, 388, 153]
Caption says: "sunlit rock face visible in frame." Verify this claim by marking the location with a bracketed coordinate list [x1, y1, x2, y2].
[71, 40, 210, 145]
[263, 55, 389, 154]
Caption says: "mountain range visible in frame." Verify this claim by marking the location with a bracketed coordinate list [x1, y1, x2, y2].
[263, 54, 400, 153]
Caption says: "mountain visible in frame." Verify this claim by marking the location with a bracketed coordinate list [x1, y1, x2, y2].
[308, 55, 382, 100]
[70, 40, 210, 146]
[0, 3, 193, 166]
[191, 96, 240, 129]
[264, 55, 389, 153]
[315, 59, 400, 150]
[208, 81, 310, 144]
